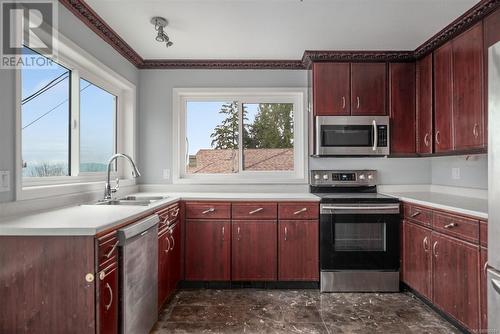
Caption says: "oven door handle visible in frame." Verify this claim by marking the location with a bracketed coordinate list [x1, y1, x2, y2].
[372, 120, 378, 151]
[321, 205, 400, 214]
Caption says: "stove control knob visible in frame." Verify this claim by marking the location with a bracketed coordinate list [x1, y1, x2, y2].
[322, 174, 329, 180]
[314, 174, 320, 180]
[368, 174, 374, 180]
[359, 174, 366, 180]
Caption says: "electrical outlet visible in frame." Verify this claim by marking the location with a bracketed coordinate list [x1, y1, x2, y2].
[162, 169, 170, 180]
[0, 171, 10, 192]
[452, 167, 461, 180]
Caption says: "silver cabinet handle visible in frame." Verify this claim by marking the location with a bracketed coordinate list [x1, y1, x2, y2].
[423, 236, 429, 252]
[424, 133, 430, 147]
[432, 241, 438, 258]
[172, 208, 179, 217]
[104, 282, 113, 311]
[165, 234, 170, 254]
[293, 208, 307, 215]
[237, 226, 241, 241]
[202, 208, 215, 214]
[484, 261, 489, 275]
[473, 123, 479, 138]
[356, 96, 360, 109]
[284, 226, 288, 241]
[249, 207, 264, 215]
[411, 211, 421, 218]
[105, 241, 119, 259]
[162, 216, 171, 226]
[169, 230, 175, 251]
[342, 96, 346, 109]
[435, 130, 441, 145]
[444, 223, 457, 229]
[222, 226, 225, 241]
[372, 120, 378, 151]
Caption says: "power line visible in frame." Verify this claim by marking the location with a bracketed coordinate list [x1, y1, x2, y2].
[22, 72, 69, 105]
[22, 83, 92, 131]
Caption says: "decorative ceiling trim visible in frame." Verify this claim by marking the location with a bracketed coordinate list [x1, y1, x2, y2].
[59, 0, 144, 66]
[62, 0, 499, 69]
[301, 51, 415, 68]
[139, 59, 304, 70]
[414, 0, 500, 59]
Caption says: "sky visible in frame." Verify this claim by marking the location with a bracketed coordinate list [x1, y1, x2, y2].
[21, 47, 115, 174]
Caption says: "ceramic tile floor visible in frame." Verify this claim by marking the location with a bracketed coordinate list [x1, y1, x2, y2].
[151, 289, 460, 334]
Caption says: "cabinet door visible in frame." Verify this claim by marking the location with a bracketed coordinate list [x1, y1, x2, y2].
[389, 62, 416, 154]
[351, 63, 387, 116]
[185, 220, 231, 281]
[480, 247, 488, 331]
[98, 262, 118, 334]
[167, 222, 182, 297]
[416, 54, 433, 154]
[432, 232, 480, 331]
[313, 63, 350, 116]
[278, 220, 319, 281]
[403, 221, 432, 300]
[232, 220, 277, 281]
[157, 230, 169, 309]
[434, 42, 454, 152]
[452, 23, 485, 150]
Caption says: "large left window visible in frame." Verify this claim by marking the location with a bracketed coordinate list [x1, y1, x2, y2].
[21, 46, 117, 180]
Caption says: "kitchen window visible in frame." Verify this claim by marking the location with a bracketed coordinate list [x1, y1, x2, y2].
[17, 41, 136, 200]
[173, 88, 307, 184]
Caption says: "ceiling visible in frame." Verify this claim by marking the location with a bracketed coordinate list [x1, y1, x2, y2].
[85, 0, 480, 60]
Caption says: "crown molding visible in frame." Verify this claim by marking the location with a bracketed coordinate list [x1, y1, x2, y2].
[414, 0, 500, 59]
[140, 59, 304, 70]
[62, 0, 499, 69]
[59, 0, 144, 66]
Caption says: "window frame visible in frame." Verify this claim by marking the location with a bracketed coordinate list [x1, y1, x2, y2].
[15, 32, 137, 200]
[173, 88, 308, 184]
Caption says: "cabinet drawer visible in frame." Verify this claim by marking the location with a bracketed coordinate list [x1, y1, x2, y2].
[232, 202, 277, 219]
[185, 202, 231, 219]
[157, 203, 180, 228]
[480, 221, 488, 247]
[278, 202, 319, 220]
[404, 204, 432, 226]
[97, 232, 119, 270]
[433, 212, 479, 244]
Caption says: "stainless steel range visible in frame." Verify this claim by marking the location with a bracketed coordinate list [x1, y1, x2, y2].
[311, 170, 401, 292]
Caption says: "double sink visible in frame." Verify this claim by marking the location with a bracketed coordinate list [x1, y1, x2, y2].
[93, 195, 168, 206]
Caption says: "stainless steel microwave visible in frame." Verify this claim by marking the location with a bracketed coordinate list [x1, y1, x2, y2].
[315, 116, 390, 156]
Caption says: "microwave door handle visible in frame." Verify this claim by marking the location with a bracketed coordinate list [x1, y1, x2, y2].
[372, 120, 378, 151]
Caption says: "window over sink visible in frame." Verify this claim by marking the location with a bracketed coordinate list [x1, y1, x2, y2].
[173, 88, 307, 184]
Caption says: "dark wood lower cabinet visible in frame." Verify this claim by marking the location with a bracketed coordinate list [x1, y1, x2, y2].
[98, 262, 118, 334]
[278, 220, 319, 281]
[403, 221, 432, 300]
[158, 228, 169, 310]
[232, 220, 277, 281]
[185, 220, 231, 281]
[432, 232, 480, 331]
[167, 222, 182, 294]
[480, 247, 488, 331]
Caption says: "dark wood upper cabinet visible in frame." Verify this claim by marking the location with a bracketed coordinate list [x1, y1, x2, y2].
[232, 220, 277, 281]
[452, 22, 485, 150]
[185, 220, 231, 281]
[351, 63, 387, 116]
[416, 54, 433, 154]
[432, 232, 480, 331]
[434, 41, 454, 153]
[278, 220, 319, 281]
[389, 62, 416, 155]
[312, 63, 350, 116]
[403, 221, 432, 300]
[485, 7, 500, 48]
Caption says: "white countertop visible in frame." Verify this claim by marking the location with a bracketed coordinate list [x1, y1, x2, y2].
[382, 191, 488, 220]
[0, 192, 319, 236]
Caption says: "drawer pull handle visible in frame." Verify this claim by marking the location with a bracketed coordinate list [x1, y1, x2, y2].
[342, 96, 346, 109]
[444, 223, 457, 229]
[162, 216, 171, 226]
[105, 241, 119, 259]
[411, 211, 421, 218]
[424, 133, 430, 147]
[422, 236, 429, 252]
[293, 208, 308, 215]
[222, 226, 225, 241]
[172, 208, 180, 217]
[356, 96, 360, 109]
[165, 235, 171, 253]
[237, 226, 241, 241]
[169, 234, 175, 251]
[202, 208, 215, 214]
[105, 282, 113, 311]
[249, 207, 264, 215]
[432, 241, 438, 258]
[284, 226, 288, 241]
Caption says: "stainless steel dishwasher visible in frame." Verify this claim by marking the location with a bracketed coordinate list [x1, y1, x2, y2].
[118, 214, 159, 334]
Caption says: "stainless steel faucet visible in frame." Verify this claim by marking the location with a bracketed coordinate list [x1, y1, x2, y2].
[104, 153, 141, 200]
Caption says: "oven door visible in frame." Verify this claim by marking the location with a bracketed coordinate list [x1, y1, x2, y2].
[320, 204, 400, 271]
[315, 116, 389, 156]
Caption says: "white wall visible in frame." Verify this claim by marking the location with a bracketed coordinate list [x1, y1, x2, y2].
[431, 154, 487, 189]
[0, 4, 139, 203]
[137, 69, 308, 185]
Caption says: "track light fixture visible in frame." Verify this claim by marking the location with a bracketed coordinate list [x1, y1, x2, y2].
[151, 17, 173, 47]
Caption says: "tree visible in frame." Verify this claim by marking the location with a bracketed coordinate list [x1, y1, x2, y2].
[210, 102, 239, 149]
[246, 103, 293, 148]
